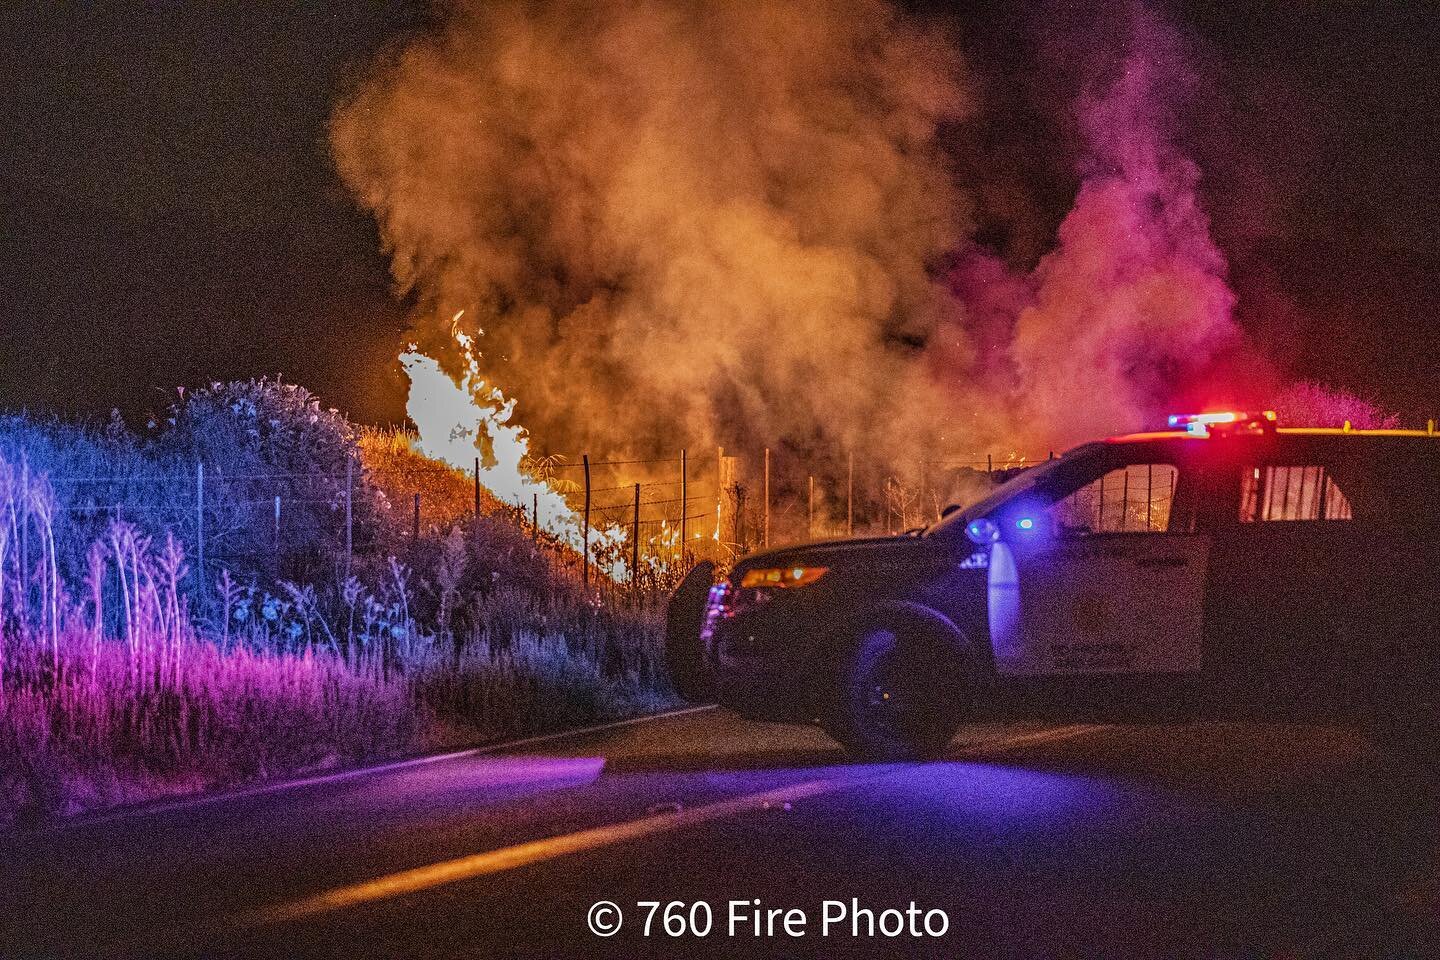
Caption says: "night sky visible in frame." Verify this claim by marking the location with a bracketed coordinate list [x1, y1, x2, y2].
[3, 1, 1437, 425]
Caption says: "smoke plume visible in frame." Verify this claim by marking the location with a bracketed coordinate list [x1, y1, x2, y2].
[1003, 5, 1242, 447]
[333, 0, 974, 468]
[333, 0, 1245, 470]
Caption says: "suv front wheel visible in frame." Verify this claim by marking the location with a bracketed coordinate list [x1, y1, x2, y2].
[824, 623, 966, 762]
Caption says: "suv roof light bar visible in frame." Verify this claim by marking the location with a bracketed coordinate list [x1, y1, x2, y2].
[1167, 410, 1278, 438]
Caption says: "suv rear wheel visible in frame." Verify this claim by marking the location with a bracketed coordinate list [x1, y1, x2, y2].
[824, 623, 965, 762]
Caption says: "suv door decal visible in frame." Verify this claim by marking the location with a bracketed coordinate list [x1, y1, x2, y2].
[990, 459, 1210, 676]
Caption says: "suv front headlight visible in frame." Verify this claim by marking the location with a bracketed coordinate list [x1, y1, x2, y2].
[738, 566, 830, 589]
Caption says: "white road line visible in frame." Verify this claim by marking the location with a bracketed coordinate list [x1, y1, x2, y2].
[238, 722, 1107, 927]
[952, 723, 1107, 757]
[243, 777, 855, 926]
[67, 704, 718, 828]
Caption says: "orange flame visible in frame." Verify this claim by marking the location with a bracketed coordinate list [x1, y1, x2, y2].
[400, 317, 627, 578]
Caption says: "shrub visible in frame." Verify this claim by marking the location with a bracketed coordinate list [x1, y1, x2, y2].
[1271, 380, 1401, 429]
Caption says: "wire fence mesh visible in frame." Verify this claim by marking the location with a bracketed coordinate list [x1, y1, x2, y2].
[39, 447, 1043, 603]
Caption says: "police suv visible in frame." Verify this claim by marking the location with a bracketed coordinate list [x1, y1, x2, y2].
[666, 412, 1440, 763]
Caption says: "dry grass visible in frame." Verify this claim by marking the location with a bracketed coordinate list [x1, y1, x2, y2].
[0, 447, 675, 827]
[0, 630, 421, 824]
[358, 426, 513, 532]
[0, 617, 671, 826]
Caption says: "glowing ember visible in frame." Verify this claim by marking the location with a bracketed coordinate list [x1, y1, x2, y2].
[400, 316, 627, 578]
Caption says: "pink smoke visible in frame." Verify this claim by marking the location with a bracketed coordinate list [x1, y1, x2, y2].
[978, 6, 1246, 448]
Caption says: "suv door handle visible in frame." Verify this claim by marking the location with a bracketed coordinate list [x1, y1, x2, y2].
[1135, 556, 1187, 569]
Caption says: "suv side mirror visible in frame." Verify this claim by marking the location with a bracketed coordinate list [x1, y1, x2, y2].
[964, 517, 1000, 545]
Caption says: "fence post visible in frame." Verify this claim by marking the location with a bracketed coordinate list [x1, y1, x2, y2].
[918, 457, 927, 522]
[734, 485, 747, 548]
[1121, 467, 1130, 532]
[473, 456, 480, 521]
[987, 453, 994, 479]
[631, 482, 640, 588]
[344, 453, 353, 580]
[763, 447, 770, 548]
[532, 493, 539, 541]
[847, 451, 854, 537]
[679, 448, 687, 568]
[808, 474, 814, 538]
[1146, 463, 1154, 530]
[716, 445, 724, 544]
[582, 454, 591, 586]
[196, 460, 205, 603]
[412, 492, 420, 539]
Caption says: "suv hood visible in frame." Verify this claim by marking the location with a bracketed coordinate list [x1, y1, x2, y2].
[731, 534, 929, 578]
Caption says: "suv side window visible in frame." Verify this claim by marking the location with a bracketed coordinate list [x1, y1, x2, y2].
[1049, 464, 1194, 535]
[1239, 465, 1352, 522]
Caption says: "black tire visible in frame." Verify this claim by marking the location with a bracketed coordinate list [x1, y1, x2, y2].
[824, 622, 966, 762]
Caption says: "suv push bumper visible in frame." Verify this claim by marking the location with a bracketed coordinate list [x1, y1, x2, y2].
[711, 617, 825, 721]
[667, 564, 838, 721]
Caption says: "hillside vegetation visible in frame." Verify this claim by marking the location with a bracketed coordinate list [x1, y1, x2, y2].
[0, 381, 673, 826]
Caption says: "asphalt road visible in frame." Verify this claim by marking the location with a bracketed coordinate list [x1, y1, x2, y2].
[3, 708, 1437, 959]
